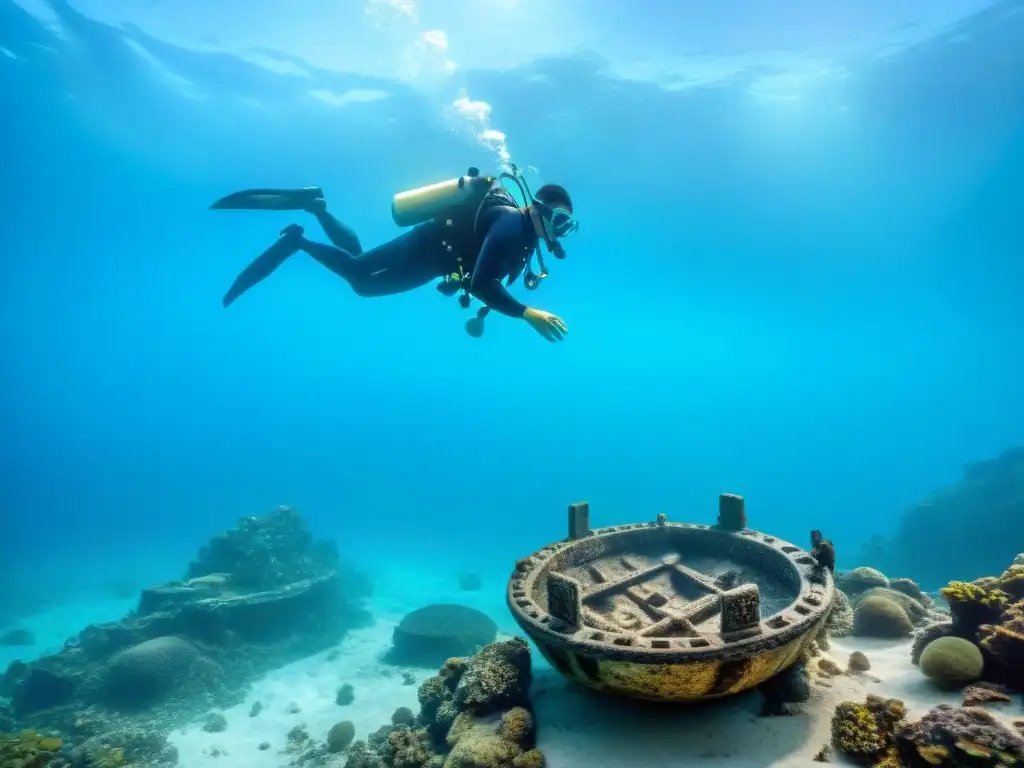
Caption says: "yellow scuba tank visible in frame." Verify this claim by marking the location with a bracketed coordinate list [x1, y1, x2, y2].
[391, 167, 495, 228]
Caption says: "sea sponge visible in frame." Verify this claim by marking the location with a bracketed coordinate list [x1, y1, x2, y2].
[853, 596, 914, 638]
[940, 581, 1010, 635]
[896, 704, 1024, 767]
[919, 636, 984, 686]
[837, 567, 889, 596]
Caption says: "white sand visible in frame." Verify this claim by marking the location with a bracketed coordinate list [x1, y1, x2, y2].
[14, 566, 1014, 768]
[168, 616, 1006, 768]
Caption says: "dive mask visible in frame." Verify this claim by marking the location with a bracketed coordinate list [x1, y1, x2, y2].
[533, 201, 578, 243]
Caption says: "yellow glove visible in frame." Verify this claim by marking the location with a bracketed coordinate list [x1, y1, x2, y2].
[522, 307, 568, 342]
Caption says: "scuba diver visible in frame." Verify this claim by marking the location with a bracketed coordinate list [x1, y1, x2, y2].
[211, 165, 578, 341]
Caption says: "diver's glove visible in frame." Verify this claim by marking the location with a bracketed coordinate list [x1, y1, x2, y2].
[522, 307, 568, 342]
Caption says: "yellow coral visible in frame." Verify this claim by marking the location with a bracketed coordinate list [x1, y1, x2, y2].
[940, 580, 1010, 609]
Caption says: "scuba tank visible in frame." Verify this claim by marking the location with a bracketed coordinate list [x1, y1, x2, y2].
[391, 167, 495, 228]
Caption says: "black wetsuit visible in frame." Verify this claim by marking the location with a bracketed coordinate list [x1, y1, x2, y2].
[227, 191, 541, 316]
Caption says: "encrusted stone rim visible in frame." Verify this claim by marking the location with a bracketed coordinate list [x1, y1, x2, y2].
[506, 518, 835, 663]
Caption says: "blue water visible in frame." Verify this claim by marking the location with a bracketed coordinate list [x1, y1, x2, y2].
[1, 0, 1022, 666]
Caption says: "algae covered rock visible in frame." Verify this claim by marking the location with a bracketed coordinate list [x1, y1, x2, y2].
[830, 694, 907, 765]
[454, 637, 532, 715]
[825, 589, 854, 637]
[896, 704, 1024, 767]
[853, 596, 914, 638]
[919, 636, 984, 686]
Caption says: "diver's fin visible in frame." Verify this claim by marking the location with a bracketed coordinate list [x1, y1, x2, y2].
[222, 224, 304, 308]
[210, 187, 324, 211]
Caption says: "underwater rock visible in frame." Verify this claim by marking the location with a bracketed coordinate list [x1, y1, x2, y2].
[73, 725, 180, 768]
[896, 704, 1024, 767]
[202, 711, 227, 732]
[848, 651, 871, 673]
[855, 587, 928, 625]
[362, 639, 544, 768]
[962, 682, 1012, 707]
[758, 662, 810, 716]
[387, 605, 497, 668]
[0, 628, 34, 647]
[336, 683, 355, 706]
[454, 637, 532, 715]
[1, 506, 371, 741]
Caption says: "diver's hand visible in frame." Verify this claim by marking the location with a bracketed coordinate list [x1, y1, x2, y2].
[522, 307, 567, 342]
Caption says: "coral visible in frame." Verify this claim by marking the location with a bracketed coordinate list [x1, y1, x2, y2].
[919, 637, 984, 687]
[385, 726, 435, 767]
[100, 636, 219, 711]
[513, 749, 545, 768]
[454, 638, 532, 715]
[912, 621, 954, 665]
[856, 588, 927, 625]
[826, 589, 854, 637]
[848, 651, 872, 673]
[0, 730, 63, 768]
[392, 707, 415, 727]
[889, 578, 926, 604]
[991, 564, 1024, 601]
[837, 567, 889, 596]
[388, 605, 497, 668]
[445, 719, 520, 768]
[344, 741, 386, 768]
[854, 596, 915, 638]
[497, 707, 535, 749]
[327, 720, 356, 752]
[896, 704, 1024, 767]
[831, 695, 907, 766]
[74, 725, 179, 768]
[940, 581, 1010, 636]
[978, 604, 1024, 688]
[185, 506, 365, 593]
